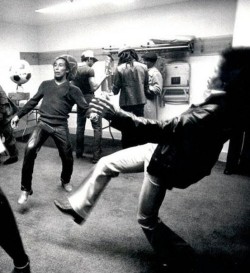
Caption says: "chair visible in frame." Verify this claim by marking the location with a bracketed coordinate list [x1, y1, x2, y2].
[8, 92, 30, 106]
[8, 92, 37, 138]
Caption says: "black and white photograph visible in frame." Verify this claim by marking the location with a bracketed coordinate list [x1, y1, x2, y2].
[0, 1, 249, 272]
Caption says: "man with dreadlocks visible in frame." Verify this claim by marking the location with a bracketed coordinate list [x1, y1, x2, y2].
[11, 55, 89, 205]
[111, 47, 149, 148]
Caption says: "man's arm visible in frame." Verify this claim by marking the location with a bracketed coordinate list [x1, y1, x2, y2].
[88, 75, 108, 92]
[89, 96, 177, 145]
[11, 83, 44, 128]
[111, 68, 122, 95]
[148, 70, 163, 95]
[70, 85, 89, 110]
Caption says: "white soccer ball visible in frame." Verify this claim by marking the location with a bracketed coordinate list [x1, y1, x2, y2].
[9, 60, 32, 85]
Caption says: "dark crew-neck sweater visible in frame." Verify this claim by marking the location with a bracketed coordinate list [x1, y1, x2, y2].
[17, 80, 89, 125]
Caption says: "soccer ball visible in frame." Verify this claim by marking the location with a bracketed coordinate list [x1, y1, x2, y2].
[9, 60, 32, 85]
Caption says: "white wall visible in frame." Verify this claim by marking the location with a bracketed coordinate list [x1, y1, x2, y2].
[37, 0, 237, 52]
[0, 22, 39, 92]
[233, 0, 250, 47]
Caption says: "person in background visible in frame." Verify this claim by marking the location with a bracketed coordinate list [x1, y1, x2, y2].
[141, 52, 163, 119]
[54, 47, 250, 272]
[0, 85, 18, 165]
[72, 50, 107, 163]
[11, 55, 89, 205]
[111, 47, 149, 148]
[99, 54, 114, 93]
[0, 186, 31, 273]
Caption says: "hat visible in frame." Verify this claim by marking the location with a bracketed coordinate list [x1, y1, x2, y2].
[117, 46, 133, 57]
[81, 50, 98, 62]
[55, 54, 78, 81]
[141, 52, 158, 63]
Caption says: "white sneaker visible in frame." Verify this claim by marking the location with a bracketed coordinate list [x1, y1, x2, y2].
[18, 190, 33, 205]
[61, 183, 73, 192]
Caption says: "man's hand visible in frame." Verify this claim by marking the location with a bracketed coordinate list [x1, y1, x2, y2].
[89, 112, 99, 122]
[11, 115, 19, 129]
[89, 96, 119, 120]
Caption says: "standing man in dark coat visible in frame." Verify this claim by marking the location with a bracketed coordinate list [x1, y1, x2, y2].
[112, 47, 149, 148]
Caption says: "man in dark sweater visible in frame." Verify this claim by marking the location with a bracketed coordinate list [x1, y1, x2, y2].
[11, 55, 89, 205]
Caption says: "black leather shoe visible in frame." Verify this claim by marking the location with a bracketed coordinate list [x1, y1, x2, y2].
[54, 199, 84, 225]
[4, 156, 18, 165]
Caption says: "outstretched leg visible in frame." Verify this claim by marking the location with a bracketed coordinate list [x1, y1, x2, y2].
[55, 143, 157, 223]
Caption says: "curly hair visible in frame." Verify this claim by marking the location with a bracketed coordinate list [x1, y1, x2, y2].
[209, 47, 250, 94]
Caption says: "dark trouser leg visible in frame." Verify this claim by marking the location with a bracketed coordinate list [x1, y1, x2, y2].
[76, 108, 87, 157]
[52, 125, 73, 184]
[0, 187, 29, 268]
[238, 129, 250, 174]
[225, 129, 244, 173]
[2, 122, 18, 157]
[21, 124, 49, 191]
[137, 174, 195, 271]
[121, 105, 144, 148]
[91, 115, 102, 160]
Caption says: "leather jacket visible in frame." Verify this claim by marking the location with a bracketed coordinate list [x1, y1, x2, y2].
[111, 93, 234, 189]
[0, 86, 12, 124]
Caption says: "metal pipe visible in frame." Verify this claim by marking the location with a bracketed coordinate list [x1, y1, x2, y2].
[102, 44, 192, 54]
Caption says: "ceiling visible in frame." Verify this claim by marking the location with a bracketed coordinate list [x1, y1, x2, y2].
[0, 0, 191, 26]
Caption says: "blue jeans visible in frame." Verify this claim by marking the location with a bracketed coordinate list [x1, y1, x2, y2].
[68, 143, 166, 230]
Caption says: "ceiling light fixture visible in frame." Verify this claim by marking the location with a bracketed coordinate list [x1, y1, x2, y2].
[35, 0, 135, 14]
